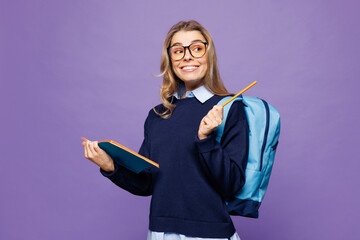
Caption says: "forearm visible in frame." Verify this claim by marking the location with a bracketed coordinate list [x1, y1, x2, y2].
[100, 163, 153, 196]
[195, 130, 248, 199]
[100, 121, 154, 196]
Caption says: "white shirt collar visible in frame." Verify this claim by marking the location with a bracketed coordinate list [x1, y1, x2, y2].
[173, 83, 214, 103]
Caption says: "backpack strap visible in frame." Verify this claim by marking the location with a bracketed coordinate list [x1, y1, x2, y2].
[214, 95, 244, 143]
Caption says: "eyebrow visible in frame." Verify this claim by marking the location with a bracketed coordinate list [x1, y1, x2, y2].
[170, 39, 205, 47]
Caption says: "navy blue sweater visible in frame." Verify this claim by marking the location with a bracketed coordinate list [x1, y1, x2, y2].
[100, 95, 249, 238]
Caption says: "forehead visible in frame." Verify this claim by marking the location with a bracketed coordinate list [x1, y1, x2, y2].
[171, 30, 206, 46]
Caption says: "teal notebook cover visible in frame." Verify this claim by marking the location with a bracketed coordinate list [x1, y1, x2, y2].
[98, 141, 159, 174]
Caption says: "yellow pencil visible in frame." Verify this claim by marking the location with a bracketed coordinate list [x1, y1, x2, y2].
[81, 137, 89, 142]
[221, 81, 257, 107]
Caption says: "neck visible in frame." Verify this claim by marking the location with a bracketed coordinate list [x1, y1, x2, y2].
[180, 81, 203, 99]
[184, 79, 203, 92]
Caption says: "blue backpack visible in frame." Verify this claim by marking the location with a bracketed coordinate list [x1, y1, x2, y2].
[214, 95, 280, 218]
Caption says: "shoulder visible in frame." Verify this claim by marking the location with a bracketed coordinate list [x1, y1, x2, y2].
[150, 103, 167, 117]
[142, 104, 163, 133]
[143, 103, 166, 123]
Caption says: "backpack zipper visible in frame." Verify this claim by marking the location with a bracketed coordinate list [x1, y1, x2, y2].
[259, 99, 270, 171]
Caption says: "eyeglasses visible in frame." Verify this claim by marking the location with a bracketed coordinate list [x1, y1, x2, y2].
[168, 42, 208, 61]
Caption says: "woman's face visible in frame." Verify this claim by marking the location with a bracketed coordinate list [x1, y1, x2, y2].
[170, 30, 208, 91]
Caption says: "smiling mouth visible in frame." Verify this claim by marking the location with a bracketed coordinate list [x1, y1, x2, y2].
[180, 65, 199, 71]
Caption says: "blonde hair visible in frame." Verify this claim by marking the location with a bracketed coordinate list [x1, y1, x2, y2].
[155, 20, 230, 119]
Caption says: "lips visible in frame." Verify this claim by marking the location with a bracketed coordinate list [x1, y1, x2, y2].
[180, 65, 199, 72]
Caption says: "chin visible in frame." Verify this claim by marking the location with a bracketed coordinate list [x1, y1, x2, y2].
[177, 72, 206, 83]
[180, 78, 204, 90]
[181, 76, 201, 82]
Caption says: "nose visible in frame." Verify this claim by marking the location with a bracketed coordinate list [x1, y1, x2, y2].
[183, 47, 193, 61]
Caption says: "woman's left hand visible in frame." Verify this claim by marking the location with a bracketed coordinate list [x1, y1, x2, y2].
[198, 105, 223, 140]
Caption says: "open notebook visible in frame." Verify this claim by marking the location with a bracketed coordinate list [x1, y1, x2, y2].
[83, 138, 159, 174]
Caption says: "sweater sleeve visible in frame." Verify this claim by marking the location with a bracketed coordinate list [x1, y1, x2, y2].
[195, 101, 249, 200]
[99, 112, 153, 196]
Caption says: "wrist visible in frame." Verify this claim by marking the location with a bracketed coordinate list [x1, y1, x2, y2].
[198, 132, 208, 140]
[101, 161, 115, 172]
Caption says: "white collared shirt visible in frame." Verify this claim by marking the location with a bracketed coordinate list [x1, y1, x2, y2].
[172, 83, 214, 103]
[147, 231, 241, 240]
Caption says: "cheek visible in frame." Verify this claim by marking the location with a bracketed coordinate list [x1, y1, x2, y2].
[199, 56, 207, 68]
[172, 61, 180, 73]
[200, 60, 208, 73]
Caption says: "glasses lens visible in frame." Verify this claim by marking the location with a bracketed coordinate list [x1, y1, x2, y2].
[169, 46, 185, 61]
[189, 42, 206, 58]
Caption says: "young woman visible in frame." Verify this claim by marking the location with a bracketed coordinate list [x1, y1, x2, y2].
[82, 20, 249, 240]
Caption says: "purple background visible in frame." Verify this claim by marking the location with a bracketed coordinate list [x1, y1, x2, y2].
[1, 0, 359, 239]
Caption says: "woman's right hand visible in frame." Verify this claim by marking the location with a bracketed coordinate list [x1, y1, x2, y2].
[82, 140, 115, 172]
